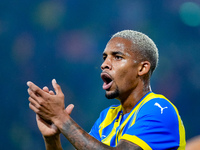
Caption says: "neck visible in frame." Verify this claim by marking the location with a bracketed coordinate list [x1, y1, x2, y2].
[119, 84, 151, 114]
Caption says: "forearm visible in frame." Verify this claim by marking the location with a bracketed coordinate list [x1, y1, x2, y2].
[43, 135, 63, 150]
[53, 114, 112, 150]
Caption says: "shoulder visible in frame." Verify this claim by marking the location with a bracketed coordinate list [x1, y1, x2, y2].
[137, 95, 179, 125]
[143, 96, 175, 110]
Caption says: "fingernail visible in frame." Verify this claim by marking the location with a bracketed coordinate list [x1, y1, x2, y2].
[52, 79, 57, 84]
[27, 81, 31, 86]
[69, 104, 74, 109]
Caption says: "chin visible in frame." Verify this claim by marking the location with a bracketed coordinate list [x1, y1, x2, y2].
[105, 88, 119, 99]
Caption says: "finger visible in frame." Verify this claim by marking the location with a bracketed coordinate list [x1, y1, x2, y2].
[28, 96, 40, 108]
[43, 87, 55, 95]
[52, 79, 63, 96]
[43, 86, 49, 93]
[65, 104, 74, 115]
[27, 81, 47, 97]
[49, 90, 55, 95]
[29, 102, 39, 114]
[28, 88, 42, 103]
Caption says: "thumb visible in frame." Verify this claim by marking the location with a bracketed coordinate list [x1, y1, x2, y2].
[52, 79, 62, 95]
[65, 104, 74, 115]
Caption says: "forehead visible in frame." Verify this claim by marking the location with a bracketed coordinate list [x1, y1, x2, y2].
[103, 37, 134, 54]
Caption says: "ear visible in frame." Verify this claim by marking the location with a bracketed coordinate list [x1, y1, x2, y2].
[138, 61, 151, 76]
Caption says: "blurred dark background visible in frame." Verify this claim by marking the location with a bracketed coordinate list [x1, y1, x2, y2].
[0, 0, 200, 149]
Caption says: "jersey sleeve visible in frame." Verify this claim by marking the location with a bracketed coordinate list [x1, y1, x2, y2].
[120, 98, 181, 150]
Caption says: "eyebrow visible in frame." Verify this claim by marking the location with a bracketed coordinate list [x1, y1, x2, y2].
[103, 51, 125, 56]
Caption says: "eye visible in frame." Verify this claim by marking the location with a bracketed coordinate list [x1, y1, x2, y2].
[103, 56, 106, 61]
[115, 55, 123, 60]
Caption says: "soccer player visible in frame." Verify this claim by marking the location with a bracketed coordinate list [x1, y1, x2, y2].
[27, 30, 186, 150]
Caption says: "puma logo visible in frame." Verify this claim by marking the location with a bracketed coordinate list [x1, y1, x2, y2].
[154, 102, 168, 114]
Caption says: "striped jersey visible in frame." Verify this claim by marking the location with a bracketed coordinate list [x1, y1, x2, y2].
[89, 92, 186, 149]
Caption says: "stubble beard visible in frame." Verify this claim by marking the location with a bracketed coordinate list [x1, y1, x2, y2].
[105, 86, 119, 99]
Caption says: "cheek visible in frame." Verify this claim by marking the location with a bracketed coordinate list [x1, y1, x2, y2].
[117, 69, 132, 85]
[118, 68, 138, 86]
[113, 61, 138, 86]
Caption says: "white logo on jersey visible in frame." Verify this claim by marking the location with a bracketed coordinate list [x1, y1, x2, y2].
[154, 102, 168, 114]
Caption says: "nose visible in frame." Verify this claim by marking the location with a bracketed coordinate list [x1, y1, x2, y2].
[101, 57, 112, 70]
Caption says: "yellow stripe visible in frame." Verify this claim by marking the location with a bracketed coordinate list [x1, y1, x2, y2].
[166, 101, 186, 150]
[102, 114, 122, 146]
[121, 134, 152, 150]
[116, 93, 158, 142]
[99, 105, 122, 138]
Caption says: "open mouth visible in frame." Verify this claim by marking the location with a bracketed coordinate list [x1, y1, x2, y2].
[101, 72, 113, 90]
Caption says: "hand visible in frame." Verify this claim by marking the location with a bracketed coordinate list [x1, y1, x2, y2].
[35, 86, 74, 137]
[27, 79, 71, 128]
[36, 106, 74, 137]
